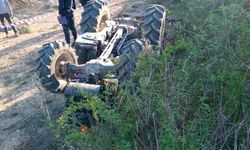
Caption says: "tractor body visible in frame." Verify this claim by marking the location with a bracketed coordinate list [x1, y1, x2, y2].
[36, 0, 166, 97]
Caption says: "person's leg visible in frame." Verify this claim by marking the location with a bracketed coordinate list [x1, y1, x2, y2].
[62, 24, 71, 44]
[79, 0, 84, 7]
[81, 0, 90, 7]
[4, 13, 18, 36]
[0, 14, 9, 37]
[67, 13, 77, 42]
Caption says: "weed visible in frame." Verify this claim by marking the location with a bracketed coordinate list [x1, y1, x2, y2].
[18, 25, 32, 34]
[3, 76, 12, 87]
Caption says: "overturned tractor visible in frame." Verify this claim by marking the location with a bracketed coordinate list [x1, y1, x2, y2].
[36, 0, 166, 97]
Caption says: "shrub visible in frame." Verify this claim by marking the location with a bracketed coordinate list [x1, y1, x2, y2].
[18, 25, 32, 34]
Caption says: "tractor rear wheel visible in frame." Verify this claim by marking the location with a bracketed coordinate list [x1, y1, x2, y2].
[36, 41, 78, 93]
[143, 4, 166, 46]
[77, 0, 110, 63]
[80, 0, 110, 33]
[117, 39, 143, 83]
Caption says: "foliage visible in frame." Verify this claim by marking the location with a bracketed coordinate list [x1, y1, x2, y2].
[49, 0, 250, 149]
[18, 25, 32, 34]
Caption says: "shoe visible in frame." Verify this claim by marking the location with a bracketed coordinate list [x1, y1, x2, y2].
[6, 34, 9, 38]
[15, 32, 19, 37]
[71, 41, 75, 48]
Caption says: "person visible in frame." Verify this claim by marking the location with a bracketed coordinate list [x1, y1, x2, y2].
[0, 0, 19, 37]
[58, 0, 77, 46]
[79, 0, 90, 7]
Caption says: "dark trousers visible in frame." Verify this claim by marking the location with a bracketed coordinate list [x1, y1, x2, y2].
[79, 0, 90, 7]
[62, 13, 77, 44]
[0, 13, 17, 34]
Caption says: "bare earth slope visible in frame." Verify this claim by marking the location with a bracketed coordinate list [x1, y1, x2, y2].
[0, 0, 147, 149]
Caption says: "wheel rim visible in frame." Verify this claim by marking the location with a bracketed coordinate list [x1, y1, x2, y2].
[53, 50, 77, 80]
[159, 11, 166, 47]
[98, 14, 109, 31]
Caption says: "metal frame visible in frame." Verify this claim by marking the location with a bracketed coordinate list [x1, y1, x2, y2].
[58, 20, 142, 96]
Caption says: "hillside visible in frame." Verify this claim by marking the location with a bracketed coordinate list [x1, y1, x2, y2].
[0, 0, 250, 149]
[50, 0, 250, 149]
[0, 0, 148, 149]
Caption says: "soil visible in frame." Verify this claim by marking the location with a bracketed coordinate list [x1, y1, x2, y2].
[0, 0, 148, 149]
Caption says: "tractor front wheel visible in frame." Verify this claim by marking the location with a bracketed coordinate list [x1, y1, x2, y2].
[117, 39, 143, 83]
[143, 4, 167, 47]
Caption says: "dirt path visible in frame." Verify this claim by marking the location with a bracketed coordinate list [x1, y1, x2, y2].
[0, 0, 148, 149]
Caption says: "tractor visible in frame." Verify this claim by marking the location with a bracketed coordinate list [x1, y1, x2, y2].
[36, 0, 166, 99]
[36, 0, 166, 130]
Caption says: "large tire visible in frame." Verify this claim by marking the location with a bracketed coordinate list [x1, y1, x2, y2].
[36, 41, 78, 93]
[143, 4, 166, 46]
[117, 39, 143, 83]
[80, 0, 110, 33]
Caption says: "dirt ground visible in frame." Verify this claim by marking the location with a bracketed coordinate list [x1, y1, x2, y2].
[0, 0, 148, 149]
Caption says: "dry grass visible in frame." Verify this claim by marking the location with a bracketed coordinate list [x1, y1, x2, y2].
[18, 25, 33, 34]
